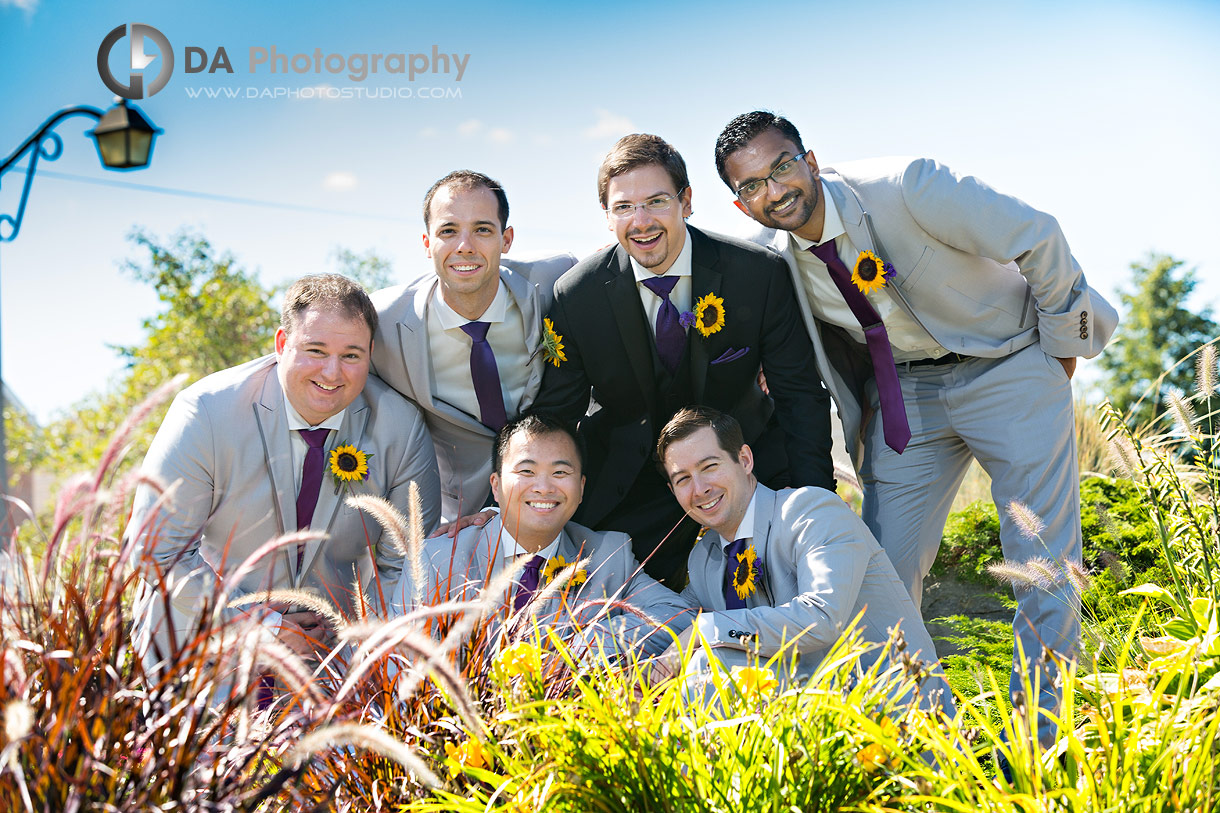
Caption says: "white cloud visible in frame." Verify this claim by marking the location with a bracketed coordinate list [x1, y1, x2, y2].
[457, 119, 485, 137]
[583, 109, 635, 140]
[487, 127, 513, 144]
[0, 0, 39, 10]
[323, 171, 358, 191]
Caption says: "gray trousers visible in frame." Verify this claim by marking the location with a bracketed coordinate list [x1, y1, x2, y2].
[859, 342, 1080, 736]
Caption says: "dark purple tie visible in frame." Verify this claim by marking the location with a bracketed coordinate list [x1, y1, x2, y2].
[640, 276, 685, 374]
[513, 554, 546, 611]
[460, 321, 508, 431]
[295, 427, 329, 570]
[809, 241, 911, 454]
[723, 537, 749, 610]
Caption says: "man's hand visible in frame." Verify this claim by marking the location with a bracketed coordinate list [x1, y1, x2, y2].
[432, 508, 496, 540]
[1056, 356, 1077, 379]
[273, 608, 333, 660]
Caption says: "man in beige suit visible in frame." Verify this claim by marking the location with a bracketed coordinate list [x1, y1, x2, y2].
[371, 170, 574, 522]
[130, 274, 441, 668]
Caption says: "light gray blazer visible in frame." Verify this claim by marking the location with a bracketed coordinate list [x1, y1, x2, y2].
[130, 355, 441, 658]
[397, 515, 694, 659]
[749, 157, 1119, 466]
[370, 256, 575, 521]
[682, 484, 950, 707]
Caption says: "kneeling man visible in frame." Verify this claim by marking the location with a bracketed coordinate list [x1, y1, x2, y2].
[131, 274, 441, 669]
[400, 413, 693, 659]
[658, 406, 952, 711]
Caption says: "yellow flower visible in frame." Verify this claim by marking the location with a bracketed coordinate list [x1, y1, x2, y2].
[693, 292, 726, 337]
[496, 640, 542, 680]
[541, 554, 587, 588]
[851, 250, 890, 294]
[732, 544, 758, 600]
[732, 665, 778, 700]
[542, 317, 567, 367]
[443, 738, 489, 777]
[329, 444, 370, 484]
[856, 742, 891, 773]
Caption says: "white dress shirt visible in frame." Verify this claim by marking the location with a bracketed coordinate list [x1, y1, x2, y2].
[632, 226, 693, 340]
[426, 275, 530, 421]
[790, 182, 946, 362]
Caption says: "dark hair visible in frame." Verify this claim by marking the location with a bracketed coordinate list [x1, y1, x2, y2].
[494, 413, 587, 476]
[597, 133, 690, 207]
[423, 169, 510, 231]
[655, 406, 745, 478]
[281, 273, 377, 340]
[713, 111, 806, 190]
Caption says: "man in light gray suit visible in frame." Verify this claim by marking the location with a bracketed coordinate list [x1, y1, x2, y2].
[656, 407, 952, 712]
[371, 171, 575, 522]
[131, 274, 441, 668]
[714, 111, 1118, 732]
[395, 413, 693, 660]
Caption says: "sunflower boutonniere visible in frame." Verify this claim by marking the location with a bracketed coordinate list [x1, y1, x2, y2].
[852, 250, 896, 295]
[542, 554, 587, 588]
[731, 544, 761, 600]
[330, 443, 371, 488]
[691, 292, 727, 337]
[541, 317, 567, 368]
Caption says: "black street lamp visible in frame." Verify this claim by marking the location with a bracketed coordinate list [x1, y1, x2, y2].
[0, 99, 163, 540]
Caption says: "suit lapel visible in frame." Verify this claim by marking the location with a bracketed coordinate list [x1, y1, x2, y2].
[253, 367, 296, 582]
[750, 485, 776, 607]
[606, 251, 657, 411]
[507, 268, 546, 414]
[688, 229, 720, 403]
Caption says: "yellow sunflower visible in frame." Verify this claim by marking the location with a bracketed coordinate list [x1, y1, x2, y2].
[851, 250, 890, 294]
[542, 317, 567, 367]
[329, 444, 370, 484]
[693, 292, 726, 337]
[733, 544, 758, 600]
[542, 554, 588, 588]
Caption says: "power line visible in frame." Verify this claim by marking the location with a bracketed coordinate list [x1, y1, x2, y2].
[25, 167, 407, 222]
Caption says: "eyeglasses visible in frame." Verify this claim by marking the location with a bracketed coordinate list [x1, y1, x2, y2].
[734, 154, 807, 202]
[605, 188, 687, 219]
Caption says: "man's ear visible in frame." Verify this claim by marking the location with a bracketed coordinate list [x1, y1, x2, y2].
[489, 472, 502, 507]
[501, 225, 514, 254]
[422, 231, 432, 257]
[274, 327, 287, 356]
[739, 443, 755, 476]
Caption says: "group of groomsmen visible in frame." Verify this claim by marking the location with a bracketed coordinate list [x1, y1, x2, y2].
[129, 111, 1118, 729]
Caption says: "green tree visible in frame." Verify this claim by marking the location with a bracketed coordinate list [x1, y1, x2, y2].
[331, 246, 394, 292]
[40, 229, 277, 478]
[1100, 253, 1217, 430]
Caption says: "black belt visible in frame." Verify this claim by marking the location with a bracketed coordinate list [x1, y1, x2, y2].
[905, 351, 971, 368]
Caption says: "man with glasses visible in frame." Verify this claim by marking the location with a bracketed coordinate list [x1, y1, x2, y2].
[532, 133, 833, 585]
[714, 111, 1119, 741]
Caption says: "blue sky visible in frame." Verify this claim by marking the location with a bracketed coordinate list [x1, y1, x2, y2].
[1, 0, 1218, 421]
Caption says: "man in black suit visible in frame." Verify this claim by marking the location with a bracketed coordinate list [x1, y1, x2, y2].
[532, 133, 833, 583]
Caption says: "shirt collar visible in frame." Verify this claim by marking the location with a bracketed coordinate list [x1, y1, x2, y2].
[433, 270, 508, 331]
[723, 486, 759, 549]
[498, 523, 562, 562]
[789, 180, 845, 252]
[283, 394, 346, 432]
[631, 225, 694, 283]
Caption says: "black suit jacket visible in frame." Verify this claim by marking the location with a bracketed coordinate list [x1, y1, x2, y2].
[533, 226, 834, 529]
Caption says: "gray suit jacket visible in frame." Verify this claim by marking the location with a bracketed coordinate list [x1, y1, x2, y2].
[397, 515, 694, 659]
[748, 157, 1119, 466]
[370, 256, 575, 521]
[130, 355, 441, 657]
[682, 484, 949, 706]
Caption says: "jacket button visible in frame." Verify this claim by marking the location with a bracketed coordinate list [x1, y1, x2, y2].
[1080, 329, 1089, 339]
[1080, 311, 1088, 318]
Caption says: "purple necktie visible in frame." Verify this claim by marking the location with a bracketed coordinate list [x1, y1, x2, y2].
[460, 321, 508, 431]
[723, 537, 749, 610]
[640, 276, 685, 374]
[513, 554, 546, 611]
[809, 242, 912, 454]
[295, 427, 330, 570]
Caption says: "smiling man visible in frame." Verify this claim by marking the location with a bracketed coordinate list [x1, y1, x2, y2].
[532, 134, 834, 585]
[657, 406, 952, 712]
[372, 171, 575, 522]
[397, 413, 692, 660]
[130, 274, 441, 670]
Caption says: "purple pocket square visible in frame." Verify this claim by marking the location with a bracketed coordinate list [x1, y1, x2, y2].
[710, 347, 749, 365]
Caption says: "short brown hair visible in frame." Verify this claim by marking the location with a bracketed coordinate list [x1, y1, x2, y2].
[655, 406, 745, 478]
[597, 133, 689, 207]
[281, 274, 377, 340]
[423, 169, 509, 231]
